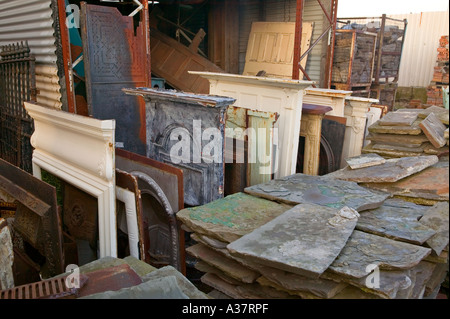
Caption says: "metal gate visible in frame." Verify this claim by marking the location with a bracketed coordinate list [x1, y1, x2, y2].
[0, 42, 37, 173]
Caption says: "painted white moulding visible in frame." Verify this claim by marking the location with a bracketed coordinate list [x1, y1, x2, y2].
[24, 101, 117, 258]
[190, 71, 314, 178]
[303, 88, 353, 117]
[364, 106, 383, 147]
[116, 186, 139, 260]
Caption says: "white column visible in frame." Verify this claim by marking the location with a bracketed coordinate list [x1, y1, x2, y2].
[341, 97, 379, 167]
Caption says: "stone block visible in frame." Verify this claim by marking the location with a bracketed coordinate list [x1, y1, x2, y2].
[227, 204, 359, 278]
[245, 173, 390, 212]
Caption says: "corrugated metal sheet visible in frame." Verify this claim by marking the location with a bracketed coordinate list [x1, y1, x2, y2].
[390, 11, 449, 87]
[0, 0, 62, 109]
[238, 0, 326, 84]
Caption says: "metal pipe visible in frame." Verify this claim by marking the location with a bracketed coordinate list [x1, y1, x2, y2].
[129, 0, 144, 17]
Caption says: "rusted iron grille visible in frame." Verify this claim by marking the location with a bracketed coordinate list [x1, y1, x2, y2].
[0, 42, 36, 173]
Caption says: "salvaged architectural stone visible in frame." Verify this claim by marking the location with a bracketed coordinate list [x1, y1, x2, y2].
[345, 153, 386, 169]
[378, 110, 418, 126]
[176, 192, 291, 243]
[362, 161, 449, 202]
[81, 275, 189, 299]
[323, 267, 415, 299]
[201, 272, 297, 299]
[245, 173, 389, 212]
[327, 155, 439, 183]
[419, 112, 447, 148]
[410, 261, 437, 299]
[365, 132, 429, 147]
[362, 143, 428, 158]
[418, 105, 449, 125]
[356, 199, 436, 245]
[418, 202, 449, 255]
[142, 266, 208, 299]
[368, 119, 423, 135]
[371, 143, 426, 153]
[244, 261, 349, 299]
[186, 243, 260, 283]
[328, 230, 431, 279]
[227, 203, 359, 278]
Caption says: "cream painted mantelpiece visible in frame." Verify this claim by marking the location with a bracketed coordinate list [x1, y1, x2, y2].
[303, 88, 353, 117]
[190, 71, 314, 178]
[24, 102, 117, 258]
[341, 96, 379, 168]
[364, 105, 383, 147]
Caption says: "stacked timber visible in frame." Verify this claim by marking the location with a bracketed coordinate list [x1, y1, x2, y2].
[427, 36, 449, 106]
[177, 169, 448, 299]
[363, 107, 449, 158]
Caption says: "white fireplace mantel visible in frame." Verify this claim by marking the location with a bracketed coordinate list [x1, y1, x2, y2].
[190, 71, 314, 178]
[24, 102, 117, 258]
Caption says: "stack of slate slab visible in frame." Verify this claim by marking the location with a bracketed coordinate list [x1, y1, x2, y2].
[363, 107, 449, 158]
[326, 154, 449, 298]
[177, 171, 448, 299]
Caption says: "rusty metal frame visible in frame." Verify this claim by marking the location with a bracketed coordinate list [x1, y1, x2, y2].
[0, 42, 36, 173]
[293, 0, 338, 88]
[115, 148, 186, 275]
[0, 157, 64, 279]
